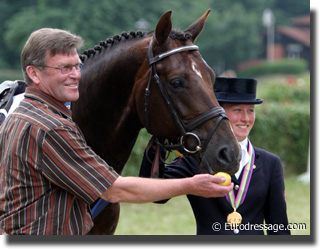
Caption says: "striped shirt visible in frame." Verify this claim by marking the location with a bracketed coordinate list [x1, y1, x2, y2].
[0, 87, 119, 235]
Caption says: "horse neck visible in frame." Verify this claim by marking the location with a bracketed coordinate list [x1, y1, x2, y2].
[74, 38, 149, 173]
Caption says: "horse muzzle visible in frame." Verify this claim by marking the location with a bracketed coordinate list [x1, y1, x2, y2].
[199, 139, 241, 175]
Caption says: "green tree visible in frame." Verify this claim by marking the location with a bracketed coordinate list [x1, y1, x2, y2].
[1, 0, 310, 72]
[0, 0, 33, 67]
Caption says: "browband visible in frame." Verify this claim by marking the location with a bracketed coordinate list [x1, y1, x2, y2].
[148, 38, 198, 65]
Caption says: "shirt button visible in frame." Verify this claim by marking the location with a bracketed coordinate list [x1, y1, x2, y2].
[234, 185, 239, 190]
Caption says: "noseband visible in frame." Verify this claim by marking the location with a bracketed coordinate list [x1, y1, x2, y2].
[145, 37, 228, 155]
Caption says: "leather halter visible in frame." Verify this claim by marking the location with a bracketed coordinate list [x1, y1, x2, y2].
[145, 37, 228, 156]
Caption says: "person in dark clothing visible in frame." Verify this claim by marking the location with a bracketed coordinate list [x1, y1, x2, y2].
[140, 77, 290, 235]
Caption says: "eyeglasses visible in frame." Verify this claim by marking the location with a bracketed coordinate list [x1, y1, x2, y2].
[39, 63, 83, 74]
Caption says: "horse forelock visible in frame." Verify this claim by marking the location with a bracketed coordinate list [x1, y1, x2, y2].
[169, 29, 193, 42]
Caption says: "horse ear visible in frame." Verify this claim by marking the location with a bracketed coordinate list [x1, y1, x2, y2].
[155, 10, 172, 45]
[184, 9, 211, 42]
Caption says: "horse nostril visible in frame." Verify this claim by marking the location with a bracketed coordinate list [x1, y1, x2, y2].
[217, 146, 232, 164]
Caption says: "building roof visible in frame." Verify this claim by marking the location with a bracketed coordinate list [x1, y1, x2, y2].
[291, 14, 310, 26]
[276, 25, 310, 47]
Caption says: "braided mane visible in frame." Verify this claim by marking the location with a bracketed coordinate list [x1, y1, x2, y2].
[80, 31, 148, 62]
[79, 29, 192, 62]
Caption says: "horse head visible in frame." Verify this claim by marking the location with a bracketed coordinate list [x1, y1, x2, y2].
[137, 10, 241, 175]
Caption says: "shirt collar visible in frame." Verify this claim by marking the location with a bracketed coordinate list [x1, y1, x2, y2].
[235, 137, 249, 179]
[24, 86, 72, 119]
[239, 137, 248, 149]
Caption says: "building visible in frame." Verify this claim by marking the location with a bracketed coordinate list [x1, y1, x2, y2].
[238, 13, 310, 71]
[273, 14, 310, 65]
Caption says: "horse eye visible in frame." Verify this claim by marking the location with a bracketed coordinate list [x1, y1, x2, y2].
[169, 79, 184, 88]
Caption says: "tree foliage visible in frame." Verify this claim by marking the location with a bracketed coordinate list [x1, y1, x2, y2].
[0, 0, 309, 72]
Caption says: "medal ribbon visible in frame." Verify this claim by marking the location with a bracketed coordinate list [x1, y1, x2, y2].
[226, 140, 255, 210]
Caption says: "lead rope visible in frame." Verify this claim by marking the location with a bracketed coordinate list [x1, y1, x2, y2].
[145, 136, 183, 178]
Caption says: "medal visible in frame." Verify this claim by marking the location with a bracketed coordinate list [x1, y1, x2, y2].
[225, 140, 255, 233]
[227, 210, 242, 234]
[227, 211, 242, 226]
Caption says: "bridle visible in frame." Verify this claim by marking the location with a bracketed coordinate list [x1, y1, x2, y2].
[145, 37, 228, 156]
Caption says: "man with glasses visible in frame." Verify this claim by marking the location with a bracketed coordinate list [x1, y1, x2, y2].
[0, 28, 233, 235]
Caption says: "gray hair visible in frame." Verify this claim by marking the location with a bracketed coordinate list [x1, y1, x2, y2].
[21, 28, 84, 85]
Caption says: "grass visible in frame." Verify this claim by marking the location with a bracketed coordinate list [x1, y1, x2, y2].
[114, 175, 310, 235]
[285, 176, 311, 235]
[115, 195, 196, 235]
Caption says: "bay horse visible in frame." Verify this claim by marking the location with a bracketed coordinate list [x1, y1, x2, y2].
[72, 9, 240, 235]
